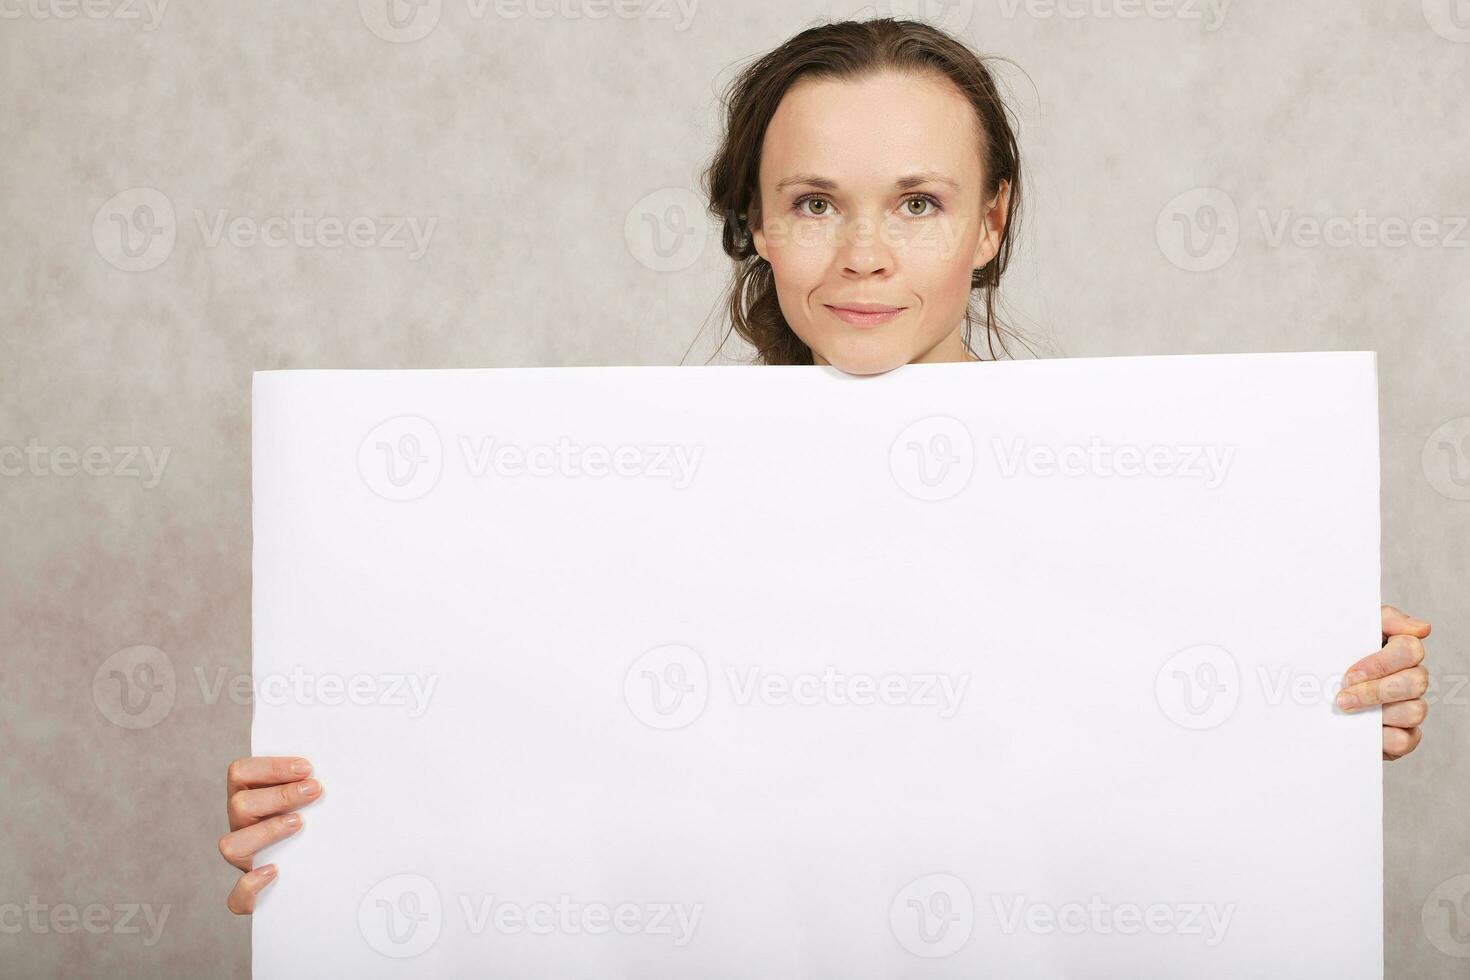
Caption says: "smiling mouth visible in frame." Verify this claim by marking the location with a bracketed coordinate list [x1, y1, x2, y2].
[824, 304, 906, 327]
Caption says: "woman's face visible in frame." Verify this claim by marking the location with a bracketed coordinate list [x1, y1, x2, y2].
[751, 70, 1009, 376]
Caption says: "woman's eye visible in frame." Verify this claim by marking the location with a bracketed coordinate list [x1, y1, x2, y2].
[791, 194, 941, 217]
[904, 195, 941, 217]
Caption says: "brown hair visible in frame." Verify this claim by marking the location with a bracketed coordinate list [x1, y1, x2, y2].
[699, 17, 1029, 365]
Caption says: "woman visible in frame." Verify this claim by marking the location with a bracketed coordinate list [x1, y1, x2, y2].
[219, 17, 1432, 914]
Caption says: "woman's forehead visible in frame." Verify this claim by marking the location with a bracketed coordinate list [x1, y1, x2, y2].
[760, 72, 982, 190]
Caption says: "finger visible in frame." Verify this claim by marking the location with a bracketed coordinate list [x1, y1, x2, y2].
[218, 812, 304, 872]
[1381, 605, 1431, 644]
[1343, 634, 1426, 687]
[1380, 698, 1429, 729]
[226, 865, 277, 915]
[1383, 726, 1422, 760]
[1336, 666, 1429, 711]
[227, 757, 312, 797]
[227, 778, 323, 831]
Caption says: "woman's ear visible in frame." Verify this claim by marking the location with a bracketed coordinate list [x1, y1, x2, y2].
[749, 205, 766, 261]
[971, 178, 1010, 271]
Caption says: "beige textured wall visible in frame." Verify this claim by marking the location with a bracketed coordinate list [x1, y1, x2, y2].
[2, 1, 1466, 977]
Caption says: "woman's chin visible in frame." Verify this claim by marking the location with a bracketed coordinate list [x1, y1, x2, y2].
[811, 341, 913, 377]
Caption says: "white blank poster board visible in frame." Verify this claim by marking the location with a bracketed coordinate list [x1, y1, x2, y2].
[251, 354, 1382, 979]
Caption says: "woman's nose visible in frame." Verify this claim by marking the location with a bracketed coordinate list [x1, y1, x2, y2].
[837, 215, 897, 275]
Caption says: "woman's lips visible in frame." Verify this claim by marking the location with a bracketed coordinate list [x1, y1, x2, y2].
[824, 304, 905, 327]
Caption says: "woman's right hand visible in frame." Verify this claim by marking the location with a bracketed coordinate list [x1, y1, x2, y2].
[219, 756, 322, 914]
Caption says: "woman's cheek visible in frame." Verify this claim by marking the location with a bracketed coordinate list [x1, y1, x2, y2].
[769, 243, 829, 313]
[899, 235, 972, 317]
[928, 213, 979, 275]
[944, 219, 983, 298]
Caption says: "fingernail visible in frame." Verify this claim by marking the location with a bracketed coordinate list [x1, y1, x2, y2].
[283, 813, 302, 828]
[256, 864, 276, 878]
[1344, 671, 1367, 687]
[290, 759, 312, 777]
[299, 780, 319, 798]
[1408, 617, 1430, 630]
[1336, 692, 1359, 710]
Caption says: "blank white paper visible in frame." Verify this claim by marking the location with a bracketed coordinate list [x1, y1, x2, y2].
[251, 353, 1382, 979]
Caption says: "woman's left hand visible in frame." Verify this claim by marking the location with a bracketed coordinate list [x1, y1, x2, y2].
[1334, 605, 1431, 760]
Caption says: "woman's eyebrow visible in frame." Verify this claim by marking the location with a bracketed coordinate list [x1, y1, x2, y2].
[895, 171, 960, 191]
[773, 171, 960, 192]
